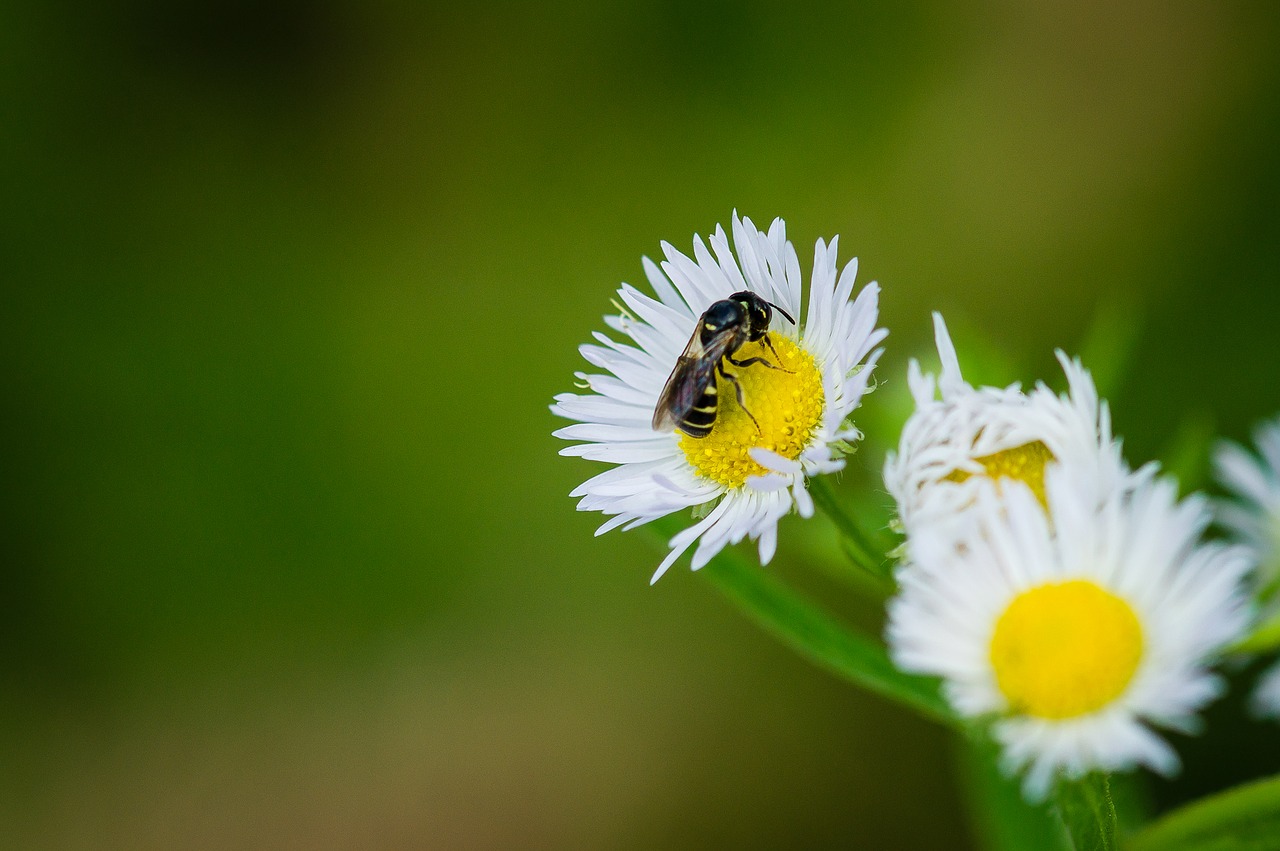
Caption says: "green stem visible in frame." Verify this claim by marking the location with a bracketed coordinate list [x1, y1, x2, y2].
[808, 476, 896, 585]
[1054, 774, 1117, 851]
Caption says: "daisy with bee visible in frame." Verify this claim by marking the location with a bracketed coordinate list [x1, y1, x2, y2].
[552, 213, 885, 582]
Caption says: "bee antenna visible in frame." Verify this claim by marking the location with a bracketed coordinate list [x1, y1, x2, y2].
[768, 300, 796, 325]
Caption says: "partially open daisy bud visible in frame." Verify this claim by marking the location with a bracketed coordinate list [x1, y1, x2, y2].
[884, 313, 1140, 539]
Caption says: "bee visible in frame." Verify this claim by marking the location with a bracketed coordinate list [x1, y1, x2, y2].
[652, 290, 796, 438]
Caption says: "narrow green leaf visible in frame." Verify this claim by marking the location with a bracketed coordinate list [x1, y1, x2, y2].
[954, 734, 1070, 851]
[1229, 610, 1280, 655]
[1055, 774, 1118, 851]
[1126, 773, 1280, 851]
[1077, 292, 1143, 402]
[653, 521, 954, 726]
[1160, 411, 1217, 495]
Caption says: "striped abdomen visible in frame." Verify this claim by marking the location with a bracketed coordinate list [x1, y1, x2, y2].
[679, 377, 719, 438]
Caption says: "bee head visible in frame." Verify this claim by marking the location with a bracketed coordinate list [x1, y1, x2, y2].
[729, 291, 795, 342]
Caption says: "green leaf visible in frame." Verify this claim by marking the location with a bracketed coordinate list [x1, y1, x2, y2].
[1159, 411, 1217, 496]
[1077, 292, 1143, 402]
[1055, 774, 1118, 851]
[1229, 610, 1280, 655]
[655, 521, 955, 726]
[954, 734, 1070, 851]
[1126, 773, 1280, 851]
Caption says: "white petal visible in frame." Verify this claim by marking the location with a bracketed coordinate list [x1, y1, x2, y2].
[749, 446, 803, 475]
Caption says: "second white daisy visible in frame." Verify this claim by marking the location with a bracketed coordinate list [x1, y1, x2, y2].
[888, 469, 1251, 800]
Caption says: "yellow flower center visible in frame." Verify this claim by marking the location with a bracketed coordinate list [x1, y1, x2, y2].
[679, 336, 824, 488]
[990, 580, 1144, 720]
[945, 440, 1055, 506]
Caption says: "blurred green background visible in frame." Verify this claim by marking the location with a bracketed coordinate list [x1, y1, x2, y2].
[5, 1, 1280, 848]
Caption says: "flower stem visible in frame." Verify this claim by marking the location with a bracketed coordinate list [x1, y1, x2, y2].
[1054, 773, 1117, 851]
[808, 476, 896, 585]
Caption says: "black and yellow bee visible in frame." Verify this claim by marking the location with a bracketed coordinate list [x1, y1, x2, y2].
[651, 290, 796, 438]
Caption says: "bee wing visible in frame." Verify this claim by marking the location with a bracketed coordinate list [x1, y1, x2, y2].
[651, 329, 732, 432]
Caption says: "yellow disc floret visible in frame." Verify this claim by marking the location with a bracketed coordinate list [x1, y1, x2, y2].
[945, 440, 1055, 506]
[990, 580, 1144, 719]
[679, 336, 824, 489]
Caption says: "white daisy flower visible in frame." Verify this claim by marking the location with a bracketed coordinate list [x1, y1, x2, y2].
[552, 214, 886, 583]
[884, 312, 1137, 537]
[887, 469, 1252, 800]
[1214, 416, 1280, 582]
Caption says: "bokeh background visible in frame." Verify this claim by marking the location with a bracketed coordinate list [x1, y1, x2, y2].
[5, 1, 1280, 848]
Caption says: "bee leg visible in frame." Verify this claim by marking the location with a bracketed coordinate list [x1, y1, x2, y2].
[728, 335, 794, 374]
[719, 365, 762, 434]
[761, 334, 794, 373]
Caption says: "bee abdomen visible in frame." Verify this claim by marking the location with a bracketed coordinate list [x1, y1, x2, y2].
[679, 387, 718, 438]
